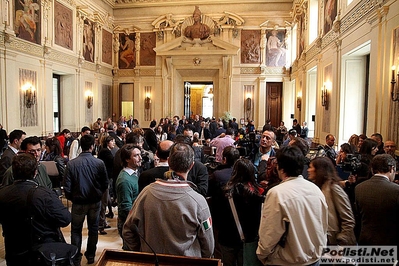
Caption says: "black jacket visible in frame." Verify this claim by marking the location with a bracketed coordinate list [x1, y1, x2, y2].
[0, 179, 71, 264]
[0, 147, 16, 183]
[187, 161, 209, 197]
[144, 128, 158, 153]
[63, 152, 108, 204]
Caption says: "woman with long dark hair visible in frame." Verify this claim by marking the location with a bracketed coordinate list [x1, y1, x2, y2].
[43, 137, 65, 188]
[214, 158, 265, 266]
[308, 157, 356, 245]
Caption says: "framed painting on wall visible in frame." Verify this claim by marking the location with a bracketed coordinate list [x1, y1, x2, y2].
[14, 0, 41, 44]
[266, 29, 287, 67]
[102, 29, 113, 65]
[119, 33, 136, 69]
[324, 0, 337, 35]
[54, 0, 73, 50]
[140, 32, 156, 66]
[241, 30, 261, 64]
[299, 13, 305, 57]
[83, 19, 95, 63]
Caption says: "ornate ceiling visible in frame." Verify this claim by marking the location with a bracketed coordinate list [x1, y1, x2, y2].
[107, 0, 294, 32]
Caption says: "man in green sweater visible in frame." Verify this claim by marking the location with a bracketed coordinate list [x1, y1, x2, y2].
[116, 144, 142, 250]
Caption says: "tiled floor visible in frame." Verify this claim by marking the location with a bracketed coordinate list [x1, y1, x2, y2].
[0, 202, 122, 266]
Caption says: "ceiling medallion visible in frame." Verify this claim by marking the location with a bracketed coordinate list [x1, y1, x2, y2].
[193, 57, 201, 66]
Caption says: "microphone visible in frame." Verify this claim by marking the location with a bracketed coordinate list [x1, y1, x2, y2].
[132, 224, 159, 266]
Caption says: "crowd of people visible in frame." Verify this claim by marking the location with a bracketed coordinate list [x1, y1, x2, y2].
[0, 114, 398, 266]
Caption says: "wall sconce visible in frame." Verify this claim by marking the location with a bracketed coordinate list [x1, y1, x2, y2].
[145, 93, 151, 110]
[85, 91, 93, 109]
[144, 86, 152, 121]
[321, 81, 331, 109]
[297, 92, 302, 110]
[391, 65, 399, 101]
[22, 83, 36, 108]
[245, 93, 252, 111]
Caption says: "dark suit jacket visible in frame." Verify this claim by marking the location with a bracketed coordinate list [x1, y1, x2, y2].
[355, 175, 399, 247]
[199, 128, 211, 140]
[144, 128, 157, 153]
[230, 122, 239, 134]
[187, 161, 209, 197]
[0, 129, 7, 150]
[209, 121, 217, 137]
[138, 166, 169, 192]
[0, 147, 16, 183]
[126, 119, 134, 129]
[194, 120, 201, 133]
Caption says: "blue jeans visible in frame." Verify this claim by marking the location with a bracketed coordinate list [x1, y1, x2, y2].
[71, 202, 101, 263]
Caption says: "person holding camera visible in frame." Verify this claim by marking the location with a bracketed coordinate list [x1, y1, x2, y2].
[249, 130, 276, 169]
[0, 153, 71, 266]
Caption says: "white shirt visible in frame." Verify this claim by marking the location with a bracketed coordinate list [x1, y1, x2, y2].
[257, 175, 328, 265]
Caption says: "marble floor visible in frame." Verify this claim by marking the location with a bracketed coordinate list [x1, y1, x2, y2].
[0, 200, 122, 266]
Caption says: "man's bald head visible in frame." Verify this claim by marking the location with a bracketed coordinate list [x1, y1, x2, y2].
[384, 140, 397, 156]
[156, 140, 174, 161]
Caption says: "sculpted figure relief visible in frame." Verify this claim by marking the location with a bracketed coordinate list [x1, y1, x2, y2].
[184, 6, 210, 40]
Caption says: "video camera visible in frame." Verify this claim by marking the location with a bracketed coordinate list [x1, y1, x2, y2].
[141, 150, 151, 164]
[235, 132, 258, 158]
[339, 153, 362, 174]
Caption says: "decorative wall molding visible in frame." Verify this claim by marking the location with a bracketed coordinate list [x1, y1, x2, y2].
[263, 67, 286, 75]
[9, 38, 44, 57]
[139, 69, 157, 76]
[240, 67, 261, 74]
[117, 69, 136, 77]
[113, 0, 280, 8]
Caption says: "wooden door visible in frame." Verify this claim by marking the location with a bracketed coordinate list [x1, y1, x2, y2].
[266, 82, 282, 128]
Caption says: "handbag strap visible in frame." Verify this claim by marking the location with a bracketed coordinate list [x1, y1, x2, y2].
[228, 195, 245, 242]
[26, 185, 38, 253]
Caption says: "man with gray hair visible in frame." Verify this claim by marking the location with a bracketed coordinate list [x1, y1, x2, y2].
[122, 143, 214, 258]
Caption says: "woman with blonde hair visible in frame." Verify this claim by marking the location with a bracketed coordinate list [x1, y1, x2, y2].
[308, 157, 356, 245]
[348, 134, 359, 152]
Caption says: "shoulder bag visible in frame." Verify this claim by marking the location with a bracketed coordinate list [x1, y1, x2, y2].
[27, 187, 78, 266]
[228, 195, 263, 266]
